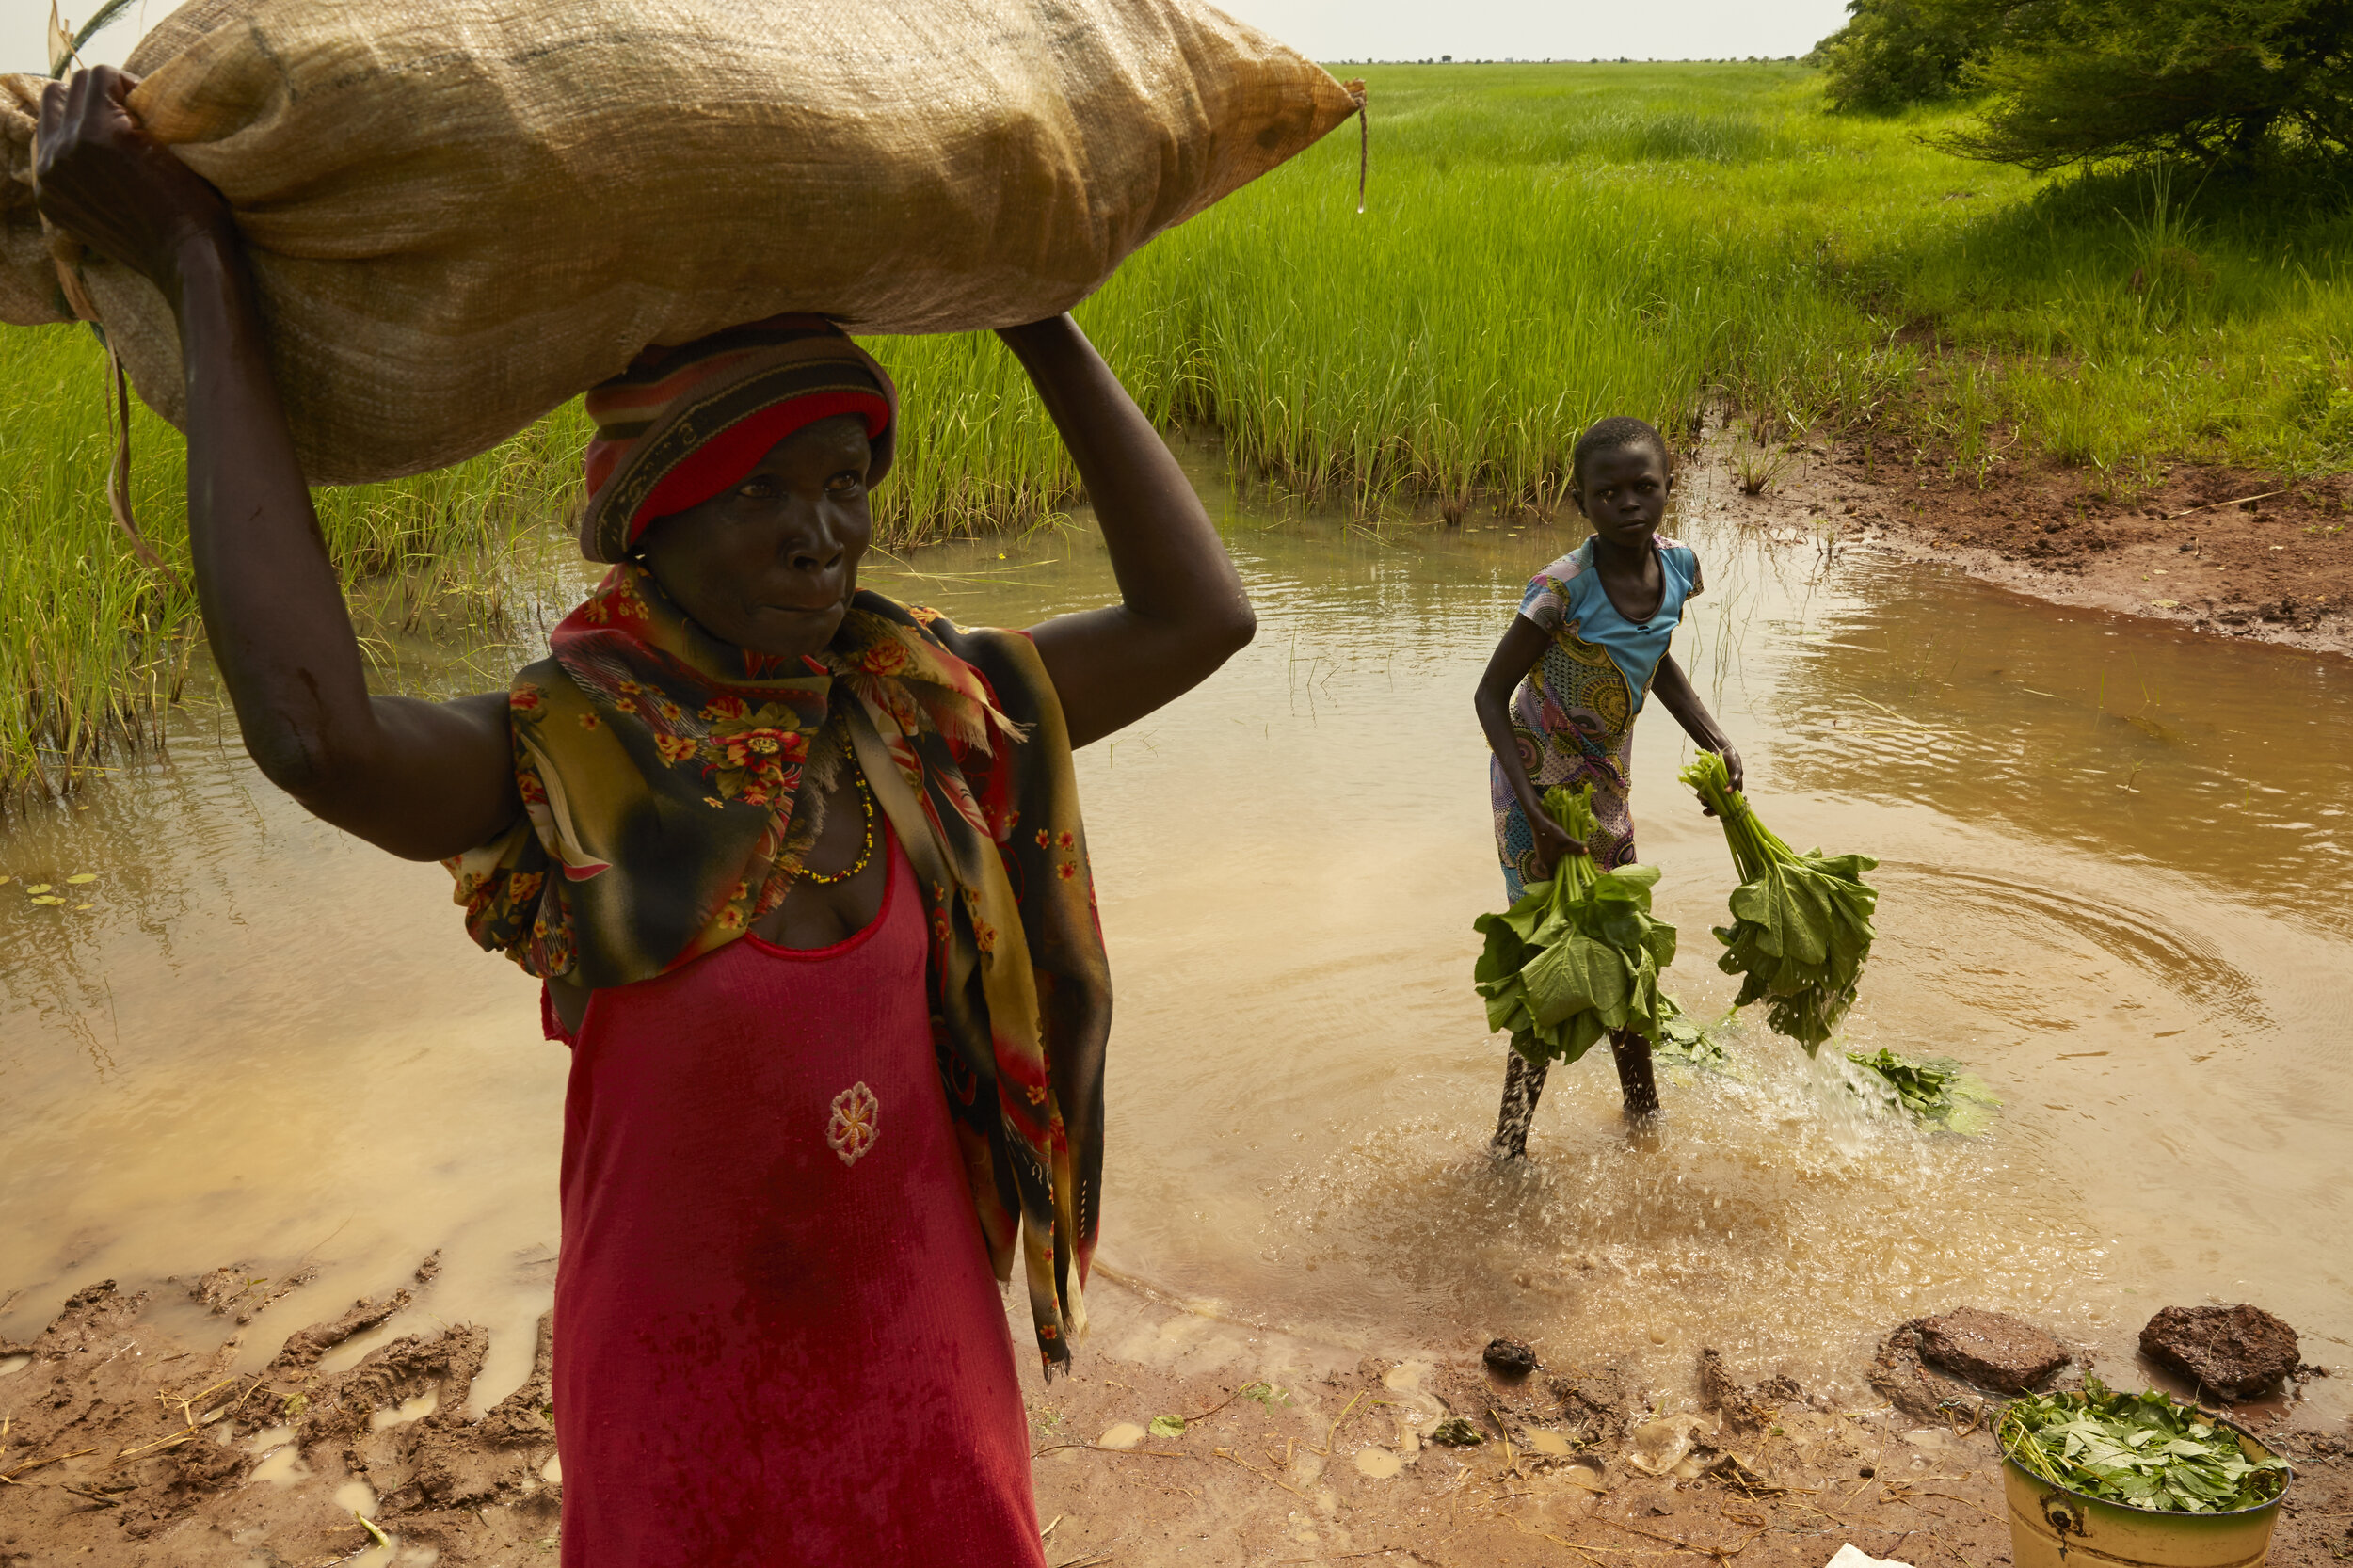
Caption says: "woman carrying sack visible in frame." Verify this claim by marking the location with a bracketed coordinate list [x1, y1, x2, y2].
[35, 66, 1256, 1566]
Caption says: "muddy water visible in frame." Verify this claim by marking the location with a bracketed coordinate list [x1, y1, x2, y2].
[4, 460, 2349, 1416]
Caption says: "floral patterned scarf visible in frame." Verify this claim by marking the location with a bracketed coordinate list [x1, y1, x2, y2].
[446, 563, 1110, 1370]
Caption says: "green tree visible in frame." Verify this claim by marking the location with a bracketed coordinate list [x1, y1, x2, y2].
[1810, 0, 2006, 111]
[1939, 0, 2353, 170]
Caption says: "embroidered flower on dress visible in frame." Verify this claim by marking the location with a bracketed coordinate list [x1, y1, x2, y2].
[826, 1082, 880, 1166]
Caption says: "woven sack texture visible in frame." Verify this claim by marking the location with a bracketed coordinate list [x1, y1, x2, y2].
[0, 0, 1360, 484]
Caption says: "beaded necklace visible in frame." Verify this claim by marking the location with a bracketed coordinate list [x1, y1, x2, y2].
[801, 770, 876, 885]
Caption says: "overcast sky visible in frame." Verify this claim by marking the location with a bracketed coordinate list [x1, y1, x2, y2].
[4, 0, 1851, 78]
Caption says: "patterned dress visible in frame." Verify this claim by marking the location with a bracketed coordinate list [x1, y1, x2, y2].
[1491, 536, 1703, 898]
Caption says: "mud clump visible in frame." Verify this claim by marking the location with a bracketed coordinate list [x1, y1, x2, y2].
[1483, 1337, 1540, 1378]
[168, 1433, 251, 1495]
[1915, 1307, 2070, 1393]
[1698, 1347, 1802, 1431]
[269, 1250, 442, 1372]
[185, 1260, 319, 1324]
[272, 1288, 414, 1371]
[0, 1255, 579, 1566]
[2140, 1304, 2299, 1400]
[1871, 1321, 1983, 1422]
[1545, 1365, 1631, 1448]
[30, 1280, 149, 1356]
[476, 1311, 556, 1446]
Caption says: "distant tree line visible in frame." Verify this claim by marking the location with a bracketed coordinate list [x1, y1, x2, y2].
[1809, 0, 2353, 172]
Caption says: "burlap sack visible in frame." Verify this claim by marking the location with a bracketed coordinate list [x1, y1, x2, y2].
[0, 0, 1360, 485]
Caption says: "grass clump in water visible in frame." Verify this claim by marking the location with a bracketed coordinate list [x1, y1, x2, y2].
[1845, 1046, 1998, 1132]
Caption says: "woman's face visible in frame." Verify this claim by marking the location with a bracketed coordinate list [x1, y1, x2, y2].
[635, 415, 874, 658]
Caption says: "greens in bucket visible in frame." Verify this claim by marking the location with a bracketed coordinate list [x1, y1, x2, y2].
[1678, 751, 1878, 1052]
[1998, 1378, 2291, 1514]
[1474, 783, 1676, 1064]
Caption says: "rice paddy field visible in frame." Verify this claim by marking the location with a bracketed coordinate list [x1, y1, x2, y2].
[5, 59, 2350, 801]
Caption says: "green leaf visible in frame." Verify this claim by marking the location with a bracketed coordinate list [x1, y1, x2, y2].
[1148, 1414, 1186, 1438]
[1471, 782, 1681, 1064]
[1681, 769, 1880, 1051]
[1998, 1377, 2288, 1515]
[1524, 933, 1628, 1025]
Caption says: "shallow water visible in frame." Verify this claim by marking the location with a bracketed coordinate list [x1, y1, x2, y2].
[4, 457, 2348, 1414]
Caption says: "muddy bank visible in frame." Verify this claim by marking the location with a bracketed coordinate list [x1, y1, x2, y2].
[1725, 439, 2353, 658]
[2, 1258, 2345, 1567]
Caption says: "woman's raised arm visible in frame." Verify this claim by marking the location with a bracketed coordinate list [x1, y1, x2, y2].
[36, 68, 518, 860]
[997, 315, 1255, 749]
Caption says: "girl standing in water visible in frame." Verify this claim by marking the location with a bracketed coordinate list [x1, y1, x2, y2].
[1472, 417, 1741, 1158]
[38, 67, 1254, 1567]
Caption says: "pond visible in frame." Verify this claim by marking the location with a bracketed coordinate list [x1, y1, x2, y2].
[4, 451, 2348, 1416]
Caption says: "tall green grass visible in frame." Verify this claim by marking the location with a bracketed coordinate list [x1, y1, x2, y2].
[7, 60, 2350, 800]
[0, 328, 588, 805]
[878, 63, 2350, 509]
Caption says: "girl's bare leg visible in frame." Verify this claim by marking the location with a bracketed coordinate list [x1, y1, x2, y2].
[1492, 1051, 1550, 1159]
[1609, 1030, 1661, 1117]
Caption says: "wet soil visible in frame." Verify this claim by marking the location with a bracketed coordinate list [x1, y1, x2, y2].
[1714, 440, 2353, 657]
[2, 1261, 2345, 1568]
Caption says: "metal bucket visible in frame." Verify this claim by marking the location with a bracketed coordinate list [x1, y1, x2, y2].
[2002, 1424, 2290, 1568]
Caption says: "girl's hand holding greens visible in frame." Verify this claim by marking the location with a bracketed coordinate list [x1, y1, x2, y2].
[1525, 809, 1585, 876]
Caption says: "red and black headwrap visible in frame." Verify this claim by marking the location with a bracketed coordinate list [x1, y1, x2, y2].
[578, 314, 897, 564]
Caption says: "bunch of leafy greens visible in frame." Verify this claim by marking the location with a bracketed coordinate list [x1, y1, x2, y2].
[1679, 752, 1878, 1053]
[1999, 1377, 2291, 1514]
[1846, 1047, 2000, 1133]
[1474, 784, 1677, 1065]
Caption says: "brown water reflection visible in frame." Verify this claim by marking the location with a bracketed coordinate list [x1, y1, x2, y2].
[3, 458, 2347, 1414]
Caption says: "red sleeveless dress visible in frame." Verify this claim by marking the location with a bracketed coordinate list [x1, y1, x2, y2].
[549, 827, 1044, 1567]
